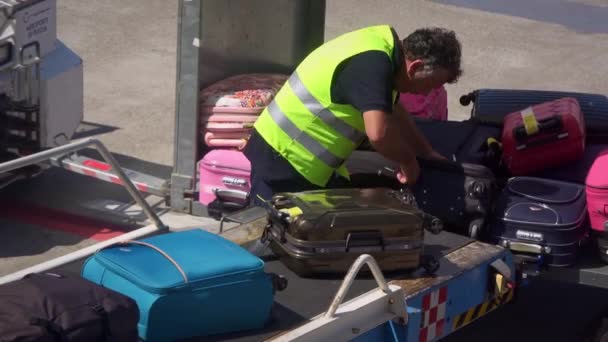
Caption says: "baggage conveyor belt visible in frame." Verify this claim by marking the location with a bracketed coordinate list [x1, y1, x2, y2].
[53, 211, 482, 342]
[50, 206, 608, 342]
[207, 234, 476, 341]
[187, 214, 491, 342]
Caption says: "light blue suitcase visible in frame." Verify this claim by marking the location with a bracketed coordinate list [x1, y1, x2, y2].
[81, 229, 283, 342]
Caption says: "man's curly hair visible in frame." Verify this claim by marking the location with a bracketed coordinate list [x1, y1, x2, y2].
[402, 27, 463, 84]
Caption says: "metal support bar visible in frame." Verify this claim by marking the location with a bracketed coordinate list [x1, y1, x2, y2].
[0, 137, 167, 231]
[170, 0, 202, 214]
[0, 224, 159, 285]
[269, 254, 408, 342]
[325, 254, 392, 319]
[49, 154, 168, 198]
[0, 138, 170, 285]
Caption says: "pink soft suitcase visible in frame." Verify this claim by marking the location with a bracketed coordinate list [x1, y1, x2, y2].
[586, 149, 608, 263]
[200, 73, 289, 116]
[399, 86, 448, 121]
[501, 97, 586, 175]
[203, 131, 250, 149]
[202, 114, 258, 132]
[586, 149, 608, 232]
[198, 149, 251, 206]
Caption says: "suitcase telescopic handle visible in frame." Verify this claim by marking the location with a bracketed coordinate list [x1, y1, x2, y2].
[345, 231, 384, 252]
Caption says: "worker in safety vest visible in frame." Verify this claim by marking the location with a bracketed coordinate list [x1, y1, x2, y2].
[243, 25, 463, 206]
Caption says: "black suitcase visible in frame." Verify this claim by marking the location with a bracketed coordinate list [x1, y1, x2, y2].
[261, 187, 443, 277]
[459, 88, 608, 143]
[345, 151, 498, 239]
[596, 231, 608, 264]
[488, 177, 588, 267]
[0, 272, 140, 342]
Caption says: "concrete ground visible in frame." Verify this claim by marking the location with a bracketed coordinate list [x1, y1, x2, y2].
[1, 0, 607, 340]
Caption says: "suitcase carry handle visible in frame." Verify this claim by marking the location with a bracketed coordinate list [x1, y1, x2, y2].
[213, 188, 250, 203]
[501, 240, 551, 255]
[345, 231, 384, 252]
[513, 115, 563, 141]
[99, 241, 189, 283]
[515, 131, 569, 150]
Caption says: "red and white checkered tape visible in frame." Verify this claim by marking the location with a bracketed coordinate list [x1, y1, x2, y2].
[419, 286, 448, 342]
[65, 159, 149, 193]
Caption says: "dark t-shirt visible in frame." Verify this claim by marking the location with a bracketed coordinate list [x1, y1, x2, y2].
[244, 27, 404, 183]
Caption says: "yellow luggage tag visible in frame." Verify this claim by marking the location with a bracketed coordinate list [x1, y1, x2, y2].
[279, 206, 303, 220]
[520, 107, 539, 136]
[486, 137, 502, 149]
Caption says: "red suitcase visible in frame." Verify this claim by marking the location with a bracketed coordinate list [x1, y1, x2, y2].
[501, 97, 586, 175]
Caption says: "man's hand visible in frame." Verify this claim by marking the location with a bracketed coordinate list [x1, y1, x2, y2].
[396, 158, 420, 185]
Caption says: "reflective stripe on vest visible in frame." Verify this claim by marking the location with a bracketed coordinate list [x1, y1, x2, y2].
[266, 100, 343, 168]
[264, 71, 367, 169]
[288, 72, 365, 144]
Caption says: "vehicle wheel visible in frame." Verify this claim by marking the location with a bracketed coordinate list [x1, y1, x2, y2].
[468, 218, 484, 240]
[422, 255, 440, 275]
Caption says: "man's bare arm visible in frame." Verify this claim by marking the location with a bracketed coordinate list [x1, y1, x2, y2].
[393, 102, 435, 157]
[362, 110, 420, 184]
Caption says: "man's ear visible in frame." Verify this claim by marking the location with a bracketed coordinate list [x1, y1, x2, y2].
[405, 59, 425, 79]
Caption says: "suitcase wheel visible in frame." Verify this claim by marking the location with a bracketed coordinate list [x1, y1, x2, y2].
[459, 91, 476, 106]
[421, 255, 440, 275]
[598, 250, 608, 265]
[586, 313, 608, 342]
[270, 273, 289, 293]
[422, 213, 443, 235]
[468, 218, 485, 239]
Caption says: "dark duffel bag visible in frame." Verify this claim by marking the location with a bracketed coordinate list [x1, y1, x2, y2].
[0, 272, 139, 342]
[459, 88, 608, 143]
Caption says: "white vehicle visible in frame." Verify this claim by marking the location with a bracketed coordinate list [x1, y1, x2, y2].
[0, 0, 82, 176]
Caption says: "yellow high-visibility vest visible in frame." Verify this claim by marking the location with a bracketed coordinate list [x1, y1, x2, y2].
[254, 25, 398, 186]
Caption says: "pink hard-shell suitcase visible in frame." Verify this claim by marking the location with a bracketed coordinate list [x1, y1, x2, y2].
[198, 149, 251, 207]
[399, 86, 448, 121]
[199, 73, 289, 116]
[585, 149, 608, 233]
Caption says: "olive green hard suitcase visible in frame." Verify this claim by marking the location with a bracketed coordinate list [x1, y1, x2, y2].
[261, 188, 443, 277]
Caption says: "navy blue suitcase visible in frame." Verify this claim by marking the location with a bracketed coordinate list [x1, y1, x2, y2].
[459, 88, 608, 143]
[488, 177, 589, 267]
[81, 229, 286, 342]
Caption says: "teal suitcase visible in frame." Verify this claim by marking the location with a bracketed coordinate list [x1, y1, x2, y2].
[81, 229, 285, 342]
